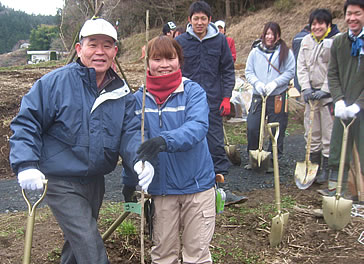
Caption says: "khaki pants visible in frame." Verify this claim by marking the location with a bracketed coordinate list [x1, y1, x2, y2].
[151, 188, 216, 264]
[304, 101, 333, 157]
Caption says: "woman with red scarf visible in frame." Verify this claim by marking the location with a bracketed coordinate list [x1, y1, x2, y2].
[132, 35, 216, 263]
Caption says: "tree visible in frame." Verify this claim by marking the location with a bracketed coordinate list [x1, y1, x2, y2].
[29, 25, 59, 50]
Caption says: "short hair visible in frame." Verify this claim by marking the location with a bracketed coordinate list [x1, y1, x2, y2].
[309, 9, 332, 28]
[344, 0, 364, 14]
[189, 1, 212, 18]
[147, 35, 184, 66]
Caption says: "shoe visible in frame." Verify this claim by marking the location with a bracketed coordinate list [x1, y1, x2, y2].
[312, 208, 323, 218]
[316, 156, 328, 184]
[224, 190, 248, 206]
[266, 158, 273, 173]
[244, 164, 252, 170]
[317, 188, 330, 196]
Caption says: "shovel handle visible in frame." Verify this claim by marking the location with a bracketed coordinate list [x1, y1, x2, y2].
[305, 100, 319, 164]
[336, 117, 356, 197]
[267, 123, 281, 212]
[258, 95, 268, 151]
[22, 180, 48, 264]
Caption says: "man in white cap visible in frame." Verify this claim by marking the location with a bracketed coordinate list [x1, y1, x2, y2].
[9, 17, 154, 263]
[215, 20, 236, 62]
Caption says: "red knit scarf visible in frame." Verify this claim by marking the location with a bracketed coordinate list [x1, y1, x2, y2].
[146, 69, 182, 105]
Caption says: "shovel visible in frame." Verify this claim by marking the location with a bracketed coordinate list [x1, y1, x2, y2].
[294, 100, 320, 189]
[22, 180, 48, 264]
[267, 122, 289, 247]
[223, 119, 241, 166]
[249, 95, 271, 169]
[322, 117, 356, 231]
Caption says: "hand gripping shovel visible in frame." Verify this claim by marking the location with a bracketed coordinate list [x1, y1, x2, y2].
[267, 122, 289, 247]
[294, 100, 320, 189]
[322, 118, 356, 231]
[223, 119, 241, 166]
[249, 95, 271, 169]
[22, 180, 48, 264]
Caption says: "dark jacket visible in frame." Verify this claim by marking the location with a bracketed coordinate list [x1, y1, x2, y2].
[176, 23, 235, 110]
[9, 61, 141, 179]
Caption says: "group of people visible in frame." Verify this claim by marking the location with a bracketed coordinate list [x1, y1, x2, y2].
[8, 0, 363, 263]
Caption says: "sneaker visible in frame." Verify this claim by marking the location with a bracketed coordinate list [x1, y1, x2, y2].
[244, 164, 252, 170]
[224, 190, 248, 206]
[312, 208, 323, 218]
[317, 189, 329, 196]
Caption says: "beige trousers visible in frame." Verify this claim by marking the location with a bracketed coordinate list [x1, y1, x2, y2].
[304, 101, 333, 157]
[151, 188, 216, 264]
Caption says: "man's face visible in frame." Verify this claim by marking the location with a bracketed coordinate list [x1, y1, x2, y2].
[188, 12, 211, 39]
[311, 19, 329, 40]
[75, 35, 117, 75]
[218, 26, 225, 34]
[345, 5, 364, 36]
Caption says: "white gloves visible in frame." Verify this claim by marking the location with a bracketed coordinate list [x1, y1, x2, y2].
[18, 169, 45, 190]
[334, 100, 347, 119]
[345, 103, 360, 118]
[264, 81, 277, 96]
[255, 82, 265, 95]
[134, 160, 155, 192]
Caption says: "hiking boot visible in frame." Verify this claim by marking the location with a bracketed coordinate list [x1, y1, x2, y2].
[266, 158, 273, 174]
[224, 190, 248, 206]
[310, 151, 322, 168]
[316, 156, 328, 184]
[122, 185, 137, 202]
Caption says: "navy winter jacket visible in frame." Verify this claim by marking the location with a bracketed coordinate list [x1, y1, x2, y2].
[9, 61, 141, 179]
[133, 78, 215, 195]
[176, 23, 235, 110]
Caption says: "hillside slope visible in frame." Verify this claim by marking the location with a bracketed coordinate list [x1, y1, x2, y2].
[120, 0, 346, 65]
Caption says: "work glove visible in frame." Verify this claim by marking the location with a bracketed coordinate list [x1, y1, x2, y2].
[303, 88, 314, 103]
[345, 103, 360, 119]
[264, 81, 277, 96]
[219, 97, 231, 116]
[255, 81, 265, 95]
[137, 136, 167, 162]
[312, 90, 330, 100]
[134, 161, 154, 192]
[334, 100, 347, 119]
[17, 168, 45, 190]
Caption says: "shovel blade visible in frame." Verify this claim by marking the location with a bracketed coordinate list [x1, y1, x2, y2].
[225, 145, 241, 166]
[249, 149, 271, 169]
[294, 161, 319, 189]
[269, 212, 289, 247]
[322, 196, 352, 231]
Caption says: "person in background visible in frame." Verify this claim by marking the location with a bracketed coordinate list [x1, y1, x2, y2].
[173, 26, 186, 38]
[176, 0, 247, 205]
[322, 0, 364, 197]
[292, 25, 310, 93]
[215, 20, 237, 63]
[162, 21, 177, 37]
[297, 8, 340, 185]
[133, 35, 216, 264]
[9, 18, 154, 264]
[245, 22, 295, 170]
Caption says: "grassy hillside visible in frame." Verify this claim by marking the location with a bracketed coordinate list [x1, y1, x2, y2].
[120, 0, 346, 65]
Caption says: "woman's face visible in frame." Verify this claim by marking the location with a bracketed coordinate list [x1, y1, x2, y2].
[148, 53, 180, 76]
[264, 28, 279, 48]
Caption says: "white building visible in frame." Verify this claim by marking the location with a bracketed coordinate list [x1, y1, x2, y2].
[27, 50, 59, 64]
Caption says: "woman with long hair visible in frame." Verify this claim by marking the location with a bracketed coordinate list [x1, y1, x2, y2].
[245, 21, 295, 170]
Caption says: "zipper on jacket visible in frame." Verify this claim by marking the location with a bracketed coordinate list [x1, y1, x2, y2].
[158, 105, 162, 128]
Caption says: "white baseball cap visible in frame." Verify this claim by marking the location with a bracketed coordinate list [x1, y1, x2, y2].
[215, 20, 225, 29]
[79, 18, 117, 41]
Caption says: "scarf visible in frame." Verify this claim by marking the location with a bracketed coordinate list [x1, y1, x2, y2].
[146, 69, 182, 105]
[348, 28, 364, 57]
[311, 26, 331, 43]
[257, 41, 279, 54]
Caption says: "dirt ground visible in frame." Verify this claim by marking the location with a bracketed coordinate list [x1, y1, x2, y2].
[0, 63, 363, 263]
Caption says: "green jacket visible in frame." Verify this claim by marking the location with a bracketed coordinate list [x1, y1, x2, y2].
[328, 32, 364, 108]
